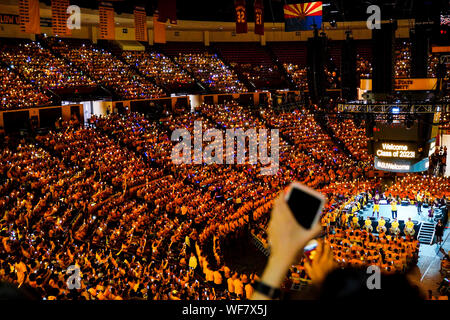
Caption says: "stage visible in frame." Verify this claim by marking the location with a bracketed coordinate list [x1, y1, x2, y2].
[358, 202, 436, 225]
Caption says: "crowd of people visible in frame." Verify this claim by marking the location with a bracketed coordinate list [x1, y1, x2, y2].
[0, 39, 449, 112]
[0, 66, 51, 110]
[394, 41, 412, 79]
[173, 53, 246, 93]
[0, 34, 449, 300]
[283, 63, 308, 91]
[356, 54, 372, 80]
[121, 51, 195, 92]
[0, 100, 449, 300]
[0, 41, 96, 91]
[46, 38, 165, 100]
[325, 116, 373, 164]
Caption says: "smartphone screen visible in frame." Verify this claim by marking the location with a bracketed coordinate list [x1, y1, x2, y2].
[287, 187, 323, 229]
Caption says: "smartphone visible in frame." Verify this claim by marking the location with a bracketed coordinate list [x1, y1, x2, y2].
[285, 182, 325, 230]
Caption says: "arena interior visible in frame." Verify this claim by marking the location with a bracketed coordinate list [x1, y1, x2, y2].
[0, 0, 450, 304]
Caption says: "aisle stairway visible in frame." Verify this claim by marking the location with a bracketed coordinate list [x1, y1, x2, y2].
[418, 222, 436, 245]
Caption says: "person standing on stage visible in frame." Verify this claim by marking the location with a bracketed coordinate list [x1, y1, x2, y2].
[417, 192, 423, 214]
[372, 192, 380, 219]
[435, 220, 444, 244]
[391, 199, 398, 219]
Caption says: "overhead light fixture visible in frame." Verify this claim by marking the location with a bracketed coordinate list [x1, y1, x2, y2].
[391, 107, 400, 114]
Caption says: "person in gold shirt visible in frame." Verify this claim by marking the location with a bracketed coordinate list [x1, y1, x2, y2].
[390, 218, 400, 235]
[364, 217, 373, 232]
[390, 199, 398, 219]
[416, 192, 423, 214]
[351, 214, 360, 229]
[376, 217, 387, 234]
[405, 217, 415, 236]
[372, 193, 380, 219]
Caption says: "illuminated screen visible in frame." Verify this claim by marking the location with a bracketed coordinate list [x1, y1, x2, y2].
[373, 141, 419, 159]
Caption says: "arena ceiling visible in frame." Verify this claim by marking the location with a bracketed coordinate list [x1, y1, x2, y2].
[39, 0, 448, 23]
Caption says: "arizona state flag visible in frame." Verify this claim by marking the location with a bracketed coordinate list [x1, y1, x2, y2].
[254, 0, 264, 35]
[235, 0, 247, 34]
[153, 14, 166, 44]
[18, 0, 41, 34]
[284, 2, 322, 31]
[51, 0, 71, 36]
[99, 2, 115, 40]
[134, 7, 148, 42]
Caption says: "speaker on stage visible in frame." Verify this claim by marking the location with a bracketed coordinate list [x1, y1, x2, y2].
[371, 21, 397, 94]
[341, 32, 357, 100]
[410, 25, 430, 78]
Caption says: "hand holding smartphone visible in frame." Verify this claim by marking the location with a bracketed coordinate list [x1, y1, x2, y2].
[284, 182, 326, 230]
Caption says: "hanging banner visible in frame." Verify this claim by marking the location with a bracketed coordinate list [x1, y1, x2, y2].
[51, 0, 71, 36]
[99, 2, 115, 40]
[235, 0, 248, 34]
[0, 14, 20, 25]
[153, 14, 166, 44]
[19, 0, 41, 34]
[254, 0, 264, 35]
[134, 6, 148, 41]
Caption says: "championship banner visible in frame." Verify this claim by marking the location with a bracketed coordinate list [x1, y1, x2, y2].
[254, 0, 264, 35]
[134, 6, 148, 42]
[153, 14, 166, 44]
[51, 0, 71, 36]
[284, 2, 322, 32]
[360, 78, 438, 91]
[157, 0, 176, 24]
[99, 2, 115, 40]
[235, 0, 248, 34]
[18, 0, 41, 34]
[0, 14, 20, 25]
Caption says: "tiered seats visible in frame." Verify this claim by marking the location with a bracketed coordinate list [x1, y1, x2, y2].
[214, 42, 286, 89]
[394, 40, 411, 78]
[269, 42, 307, 90]
[162, 42, 246, 93]
[46, 37, 164, 100]
[0, 40, 96, 93]
[0, 65, 51, 110]
[122, 50, 196, 93]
